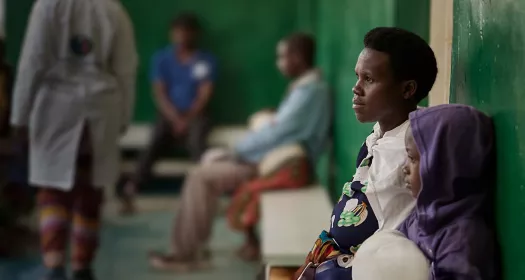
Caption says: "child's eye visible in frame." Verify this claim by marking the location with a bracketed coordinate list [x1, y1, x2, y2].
[365, 76, 373, 83]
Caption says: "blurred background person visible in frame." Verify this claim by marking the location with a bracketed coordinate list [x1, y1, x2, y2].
[10, 0, 137, 279]
[120, 13, 217, 215]
[148, 33, 331, 272]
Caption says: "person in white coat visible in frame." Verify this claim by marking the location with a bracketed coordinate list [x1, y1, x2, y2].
[10, 0, 137, 279]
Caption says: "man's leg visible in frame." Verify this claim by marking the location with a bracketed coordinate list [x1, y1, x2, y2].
[149, 159, 256, 270]
[185, 115, 210, 162]
[121, 118, 175, 214]
[38, 188, 74, 280]
[131, 118, 175, 188]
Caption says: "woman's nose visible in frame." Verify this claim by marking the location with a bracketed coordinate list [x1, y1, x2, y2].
[353, 80, 364, 96]
[352, 85, 363, 96]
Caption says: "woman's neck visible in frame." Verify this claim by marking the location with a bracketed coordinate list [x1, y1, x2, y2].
[378, 107, 415, 135]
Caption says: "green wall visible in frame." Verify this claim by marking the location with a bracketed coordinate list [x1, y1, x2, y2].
[451, 1, 525, 279]
[5, 0, 32, 66]
[315, 0, 430, 200]
[6, 0, 307, 124]
[6, 0, 430, 199]
[125, 0, 304, 123]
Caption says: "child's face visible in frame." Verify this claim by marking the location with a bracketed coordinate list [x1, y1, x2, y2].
[403, 126, 421, 198]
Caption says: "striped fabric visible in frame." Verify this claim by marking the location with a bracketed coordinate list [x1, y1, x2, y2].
[38, 184, 103, 266]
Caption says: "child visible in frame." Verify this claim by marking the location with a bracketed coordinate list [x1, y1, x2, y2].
[400, 104, 497, 279]
[294, 27, 438, 279]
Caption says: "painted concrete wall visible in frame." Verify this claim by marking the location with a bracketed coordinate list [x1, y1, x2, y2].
[451, 0, 525, 279]
[429, 0, 453, 106]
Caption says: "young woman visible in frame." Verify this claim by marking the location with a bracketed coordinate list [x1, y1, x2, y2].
[294, 27, 438, 279]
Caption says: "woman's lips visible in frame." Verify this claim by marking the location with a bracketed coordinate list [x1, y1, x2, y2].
[353, 98, 365, 109]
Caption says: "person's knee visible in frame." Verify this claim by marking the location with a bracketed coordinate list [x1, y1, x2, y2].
[188, 165, 205, 181]
[188, 164, 218, 188]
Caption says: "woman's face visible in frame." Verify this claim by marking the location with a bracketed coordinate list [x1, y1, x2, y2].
[403, 126, 422, 198]
[353, 48, 407, 124]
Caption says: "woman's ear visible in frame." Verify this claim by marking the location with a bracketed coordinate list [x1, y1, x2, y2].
[402, 80, 418, 100]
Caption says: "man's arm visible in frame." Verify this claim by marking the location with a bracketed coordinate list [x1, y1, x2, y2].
[186, 80, 213, 120]
[234, 85, 325, 162]
[186, 57, 217, 120]
[152, 81, 181, 122]
[10, 1, 50, 127]
[150, 54, 181, 125]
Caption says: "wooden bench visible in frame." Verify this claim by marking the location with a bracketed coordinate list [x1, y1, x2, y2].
[119, 124, 249, 176]
[261, 186, 333, 267]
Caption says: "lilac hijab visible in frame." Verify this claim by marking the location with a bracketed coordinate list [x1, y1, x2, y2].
[399, 104, 497, 280]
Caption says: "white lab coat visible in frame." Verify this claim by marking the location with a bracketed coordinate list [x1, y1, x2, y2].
[11, 0, 137, 190]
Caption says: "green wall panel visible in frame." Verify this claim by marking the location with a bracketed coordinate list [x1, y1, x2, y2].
[451, 1, 525, 279]
[6, 0, 304, 124]
[5, 0, 32, 66]
[6, 0, 431, 201]
[124, 0, 301, 123]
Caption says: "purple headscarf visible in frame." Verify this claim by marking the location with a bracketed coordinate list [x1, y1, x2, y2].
[399, 104, 497, 280]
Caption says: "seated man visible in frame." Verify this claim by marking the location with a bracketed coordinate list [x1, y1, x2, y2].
[293, 27, 438, 279]
[148, 33, 331, 271]
[121, 13, 216, 213]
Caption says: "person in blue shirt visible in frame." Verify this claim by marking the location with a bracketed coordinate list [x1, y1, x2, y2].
[147, 33, 331, 272]
[122, 13, 217, 214]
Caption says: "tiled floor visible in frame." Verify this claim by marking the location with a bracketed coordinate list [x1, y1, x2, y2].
[0, 196, 260, 280]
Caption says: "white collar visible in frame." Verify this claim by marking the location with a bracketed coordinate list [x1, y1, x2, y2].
[374, 120, 410, 138]
[366, 120, 410, 151]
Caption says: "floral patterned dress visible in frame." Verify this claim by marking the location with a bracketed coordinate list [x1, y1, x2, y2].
[297, 140, 378, 280]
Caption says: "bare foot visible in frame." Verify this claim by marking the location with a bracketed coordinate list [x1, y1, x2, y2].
[236, 242, 261, 262]
[148, 251, 211, 272]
